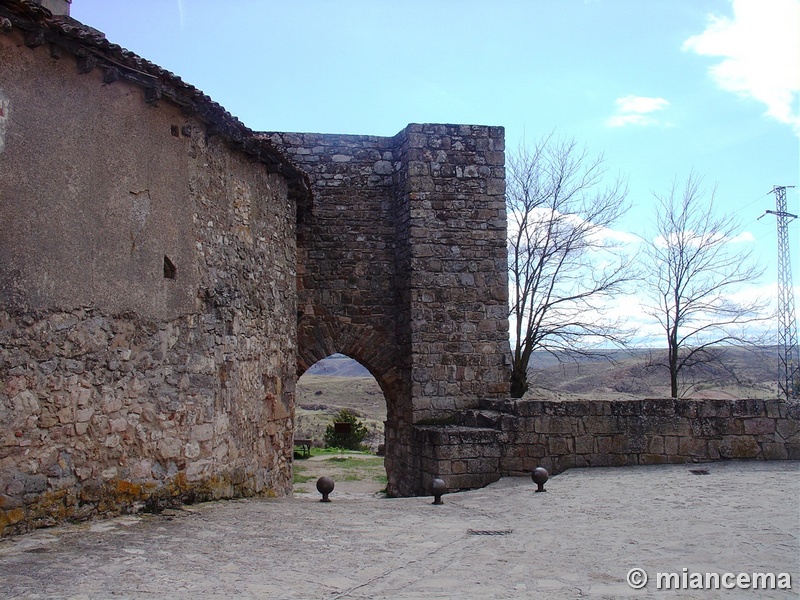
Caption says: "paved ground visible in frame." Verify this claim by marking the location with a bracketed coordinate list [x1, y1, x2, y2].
[1, 461, 798, 599]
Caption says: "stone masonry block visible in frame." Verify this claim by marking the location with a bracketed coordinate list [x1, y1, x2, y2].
[583, 416, 616, 435]
[543, 401, 593, 417]
[776, 418, 800, 442]
[783, 402, 800, 419]
[764, 399, 784, 418]
[451, 460, 467, 474]
[760, 442, 788, 460]
[678, 436, 708, 457]
[698, 399, 732, 418]
[447, 472, 501, 491]
[525, 444, 548, 459]
[742, 418, 776, 436]
[610, 402, 641, 416]
[641, 399, 676, 416]
[596, 436, 620, 455]
[674, 400, 699, 418]
[788, 442, 800, 460]
[547, 436, 572, 456]
[535, 415, 575, 435]
[705, 439, 721, 459]
[731, 399, 766, 418]
[574, 435, 595, 455]
[640, 454, 673, 465]
[718, 436, 761, 459]
[647, 435, 665, 454]
[664, 436, 680, 456]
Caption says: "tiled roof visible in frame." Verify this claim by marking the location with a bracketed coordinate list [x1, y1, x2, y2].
[0, 0, 310, 202]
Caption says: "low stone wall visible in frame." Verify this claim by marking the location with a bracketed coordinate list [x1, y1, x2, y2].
[417, 398, 799, 491]
[413, 425, 503, 492]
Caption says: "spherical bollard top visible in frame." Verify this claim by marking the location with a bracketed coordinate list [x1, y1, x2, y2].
[316, 476, 335, 502]
[531, 467, 549, 493]
[431, 477, 447, 505]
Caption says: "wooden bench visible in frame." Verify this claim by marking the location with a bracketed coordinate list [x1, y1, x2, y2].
[294, 438, 312, 457]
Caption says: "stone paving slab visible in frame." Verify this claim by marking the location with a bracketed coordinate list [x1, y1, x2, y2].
[1, 461, 798, 599]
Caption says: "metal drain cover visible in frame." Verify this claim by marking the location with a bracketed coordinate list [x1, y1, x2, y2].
[467, 529, 513, 536]
[690, 469, 710, 475]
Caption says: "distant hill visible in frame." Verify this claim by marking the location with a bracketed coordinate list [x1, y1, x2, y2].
[526, 346, 782, 400]
[301, 346, 785, 403]
[295, 346, 785, 447]
[305, 354, 371, 377]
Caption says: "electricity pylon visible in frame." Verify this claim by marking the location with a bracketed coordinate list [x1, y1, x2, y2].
[761, 185, 798, 400]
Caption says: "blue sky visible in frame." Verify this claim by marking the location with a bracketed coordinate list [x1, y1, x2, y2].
[71, 0, 799, 343]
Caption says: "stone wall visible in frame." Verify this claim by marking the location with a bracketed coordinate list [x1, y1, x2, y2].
[0, 12, 301, 536]
[417, 397, 800, 491]
[398, 124, 510, 415]
[265, 124, 511, 495]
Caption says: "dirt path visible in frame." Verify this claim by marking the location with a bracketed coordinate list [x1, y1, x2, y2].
[292, 453, 387, 499]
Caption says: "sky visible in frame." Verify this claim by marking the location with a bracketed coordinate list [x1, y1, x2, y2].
[70, 0, 800, 346]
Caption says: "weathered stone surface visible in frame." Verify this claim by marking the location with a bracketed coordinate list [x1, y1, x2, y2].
[267, 124, 510, 496]
[0, 20, 298, 534]
[415, 398, 798, 481]
[743, 417, 776, 435]
[719, 436, 761, 459]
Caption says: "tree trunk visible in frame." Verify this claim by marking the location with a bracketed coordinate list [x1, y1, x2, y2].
[510, 367, 528, 399]
[668, 326, 679, 398]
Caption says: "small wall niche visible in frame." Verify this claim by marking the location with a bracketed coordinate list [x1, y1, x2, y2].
[163, 255, 177, 279]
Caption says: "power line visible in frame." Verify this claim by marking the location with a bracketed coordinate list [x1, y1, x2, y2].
[759, 185, 799, 399]
[739, 189, 777, 214]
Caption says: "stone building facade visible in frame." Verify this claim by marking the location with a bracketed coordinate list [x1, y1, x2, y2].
[0, 0, 309, 534]
[0, 0, 510, 534]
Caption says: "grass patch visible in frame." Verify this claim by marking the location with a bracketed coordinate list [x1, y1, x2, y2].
[292, 449, 387, 492]
[312, 447, 362, 456]
[293, 466, 316, 485]
[325, 455, 385, 483]
[343, 472, 388, 483]
[322, 456, 384, 469]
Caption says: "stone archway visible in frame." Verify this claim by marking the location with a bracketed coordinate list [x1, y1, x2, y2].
[297, 319, 403, 408]
[264, 124, 512, 496]
[296, 317, 410, 495]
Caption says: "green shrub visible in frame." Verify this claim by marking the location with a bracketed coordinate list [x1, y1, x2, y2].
[324, 409, 369, 450]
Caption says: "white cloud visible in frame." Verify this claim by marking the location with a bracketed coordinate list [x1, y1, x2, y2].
[683, 0, 800, 135]
[508, 207, 639, 246]
[615, 96, 670, 114]
[728, 231, 756, 244]
[177, 0, 186, 30]
[606, 95, 671, 128]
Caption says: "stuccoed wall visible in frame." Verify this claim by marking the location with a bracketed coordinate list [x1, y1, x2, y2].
[0, 21, 298, 535]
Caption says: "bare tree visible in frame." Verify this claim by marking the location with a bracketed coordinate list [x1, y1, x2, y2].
[643, 173, 768, 398]
[508, 134, 637, 398]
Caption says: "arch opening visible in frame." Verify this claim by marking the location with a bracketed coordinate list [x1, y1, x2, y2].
[293, 353, 389, 497]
